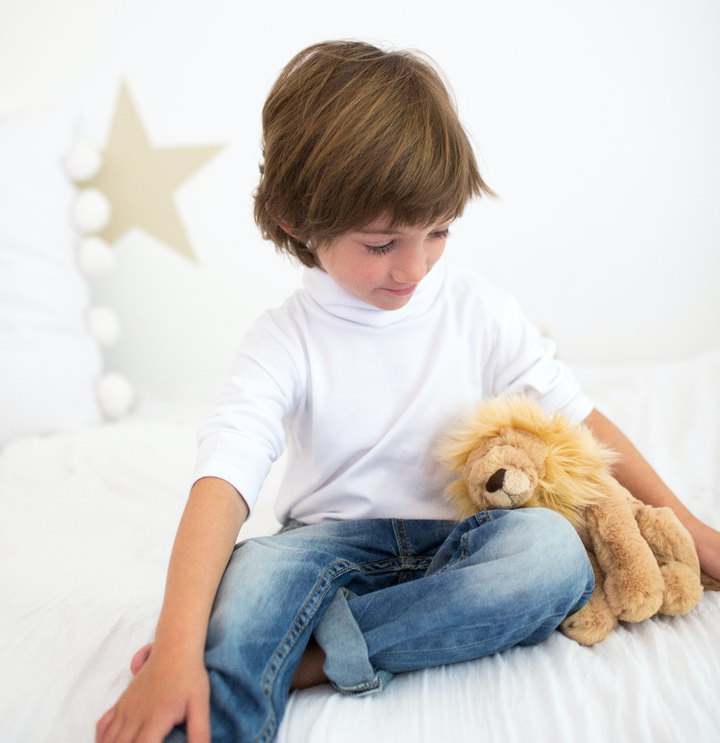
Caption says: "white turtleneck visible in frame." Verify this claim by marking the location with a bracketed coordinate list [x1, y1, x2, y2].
[194, 260, 593, 524]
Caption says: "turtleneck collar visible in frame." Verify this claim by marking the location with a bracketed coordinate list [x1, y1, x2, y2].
[301, 260, 446, 328]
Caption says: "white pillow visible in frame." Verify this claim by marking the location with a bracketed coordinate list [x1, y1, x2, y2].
[0, 107, 103, 446]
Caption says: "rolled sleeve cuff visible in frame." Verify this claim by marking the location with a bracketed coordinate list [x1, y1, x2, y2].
[192, 460, 263, 514]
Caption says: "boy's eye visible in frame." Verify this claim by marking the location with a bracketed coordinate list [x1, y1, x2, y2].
[365, 241, 394, 255]
[363, 229, 449, 255]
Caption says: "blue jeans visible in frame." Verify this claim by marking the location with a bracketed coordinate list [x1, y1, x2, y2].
[165, 509, 594, 743]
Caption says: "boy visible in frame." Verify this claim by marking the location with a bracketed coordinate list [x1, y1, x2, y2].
[97, 40, 720, 743]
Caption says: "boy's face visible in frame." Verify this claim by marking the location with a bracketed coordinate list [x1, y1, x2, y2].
[314, 217, 452, 311]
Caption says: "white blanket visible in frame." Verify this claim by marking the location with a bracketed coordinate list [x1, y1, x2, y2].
[1, 352, 719, 743]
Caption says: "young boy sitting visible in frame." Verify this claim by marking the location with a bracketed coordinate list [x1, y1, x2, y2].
[96, 40, 720, 743]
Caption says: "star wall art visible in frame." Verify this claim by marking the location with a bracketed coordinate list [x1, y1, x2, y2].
[80, 82, 224, 261]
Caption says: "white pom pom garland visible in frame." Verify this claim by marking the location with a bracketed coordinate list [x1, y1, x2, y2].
[72, 187, 111, 234]
[97, 372, 135, 420]
[64, 141, 103, 182]
[77, 236, 116, 276]
[88, 305, 121, 346]
[67, 139, 133, 421]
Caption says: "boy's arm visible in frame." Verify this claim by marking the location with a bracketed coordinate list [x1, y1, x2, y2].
[584, 408, 720, 580]
[96, 476, 248, 743]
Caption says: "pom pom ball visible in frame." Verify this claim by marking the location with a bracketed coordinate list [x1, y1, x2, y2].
[77, 236, 116, 276]
[97, 372, 135, 420]
[64, 141, 103, 182]
[88, 305, 121, 346]
[72, 188, 111, 234]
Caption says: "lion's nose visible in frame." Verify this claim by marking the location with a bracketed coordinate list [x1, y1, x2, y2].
[486, 469, 507, 493]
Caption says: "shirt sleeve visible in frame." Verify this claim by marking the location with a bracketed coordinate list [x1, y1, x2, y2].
[489, 294, 594, 425]
[192, 313, 305, 513]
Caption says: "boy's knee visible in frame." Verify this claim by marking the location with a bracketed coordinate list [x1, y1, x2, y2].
[486, 507, 583, 554]
[527, 508, 594, 600]
[524, 507, 587, 558]
[451, 508, 593, 638]
[495, 508, 593, 601]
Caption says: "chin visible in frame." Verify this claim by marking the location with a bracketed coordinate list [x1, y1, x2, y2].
[373, 296, 412, 311]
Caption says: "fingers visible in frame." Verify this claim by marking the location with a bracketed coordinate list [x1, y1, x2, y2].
[131, 643, 154, 676]
[95, 655, 210, 743]
[186, 706, 211, 743]
[97, 705, 173, 743]
[96, 705, 116, 742]
[186, 678, 211, 743]
[96, 705, 143, 743]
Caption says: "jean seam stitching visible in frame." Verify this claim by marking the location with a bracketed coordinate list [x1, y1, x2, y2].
[391, 519, 404, 561]
[400, 518, 410, 572]
[356, 556, 425, 573]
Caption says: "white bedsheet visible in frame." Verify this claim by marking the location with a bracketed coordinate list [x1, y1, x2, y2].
[1, 352, 719, 743]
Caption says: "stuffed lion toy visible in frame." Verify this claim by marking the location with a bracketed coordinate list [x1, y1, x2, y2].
[440, 395, 708, 646]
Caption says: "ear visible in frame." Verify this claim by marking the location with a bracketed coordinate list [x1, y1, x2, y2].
[277, 218, 294, 235]
[264, 201, 295, 237]
[277, 218, 313, 250]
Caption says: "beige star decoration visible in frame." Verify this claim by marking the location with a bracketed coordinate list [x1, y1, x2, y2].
[81, 81, 224, 262]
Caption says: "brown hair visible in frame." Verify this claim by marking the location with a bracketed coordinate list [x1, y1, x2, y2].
[254, 40, 494, 267]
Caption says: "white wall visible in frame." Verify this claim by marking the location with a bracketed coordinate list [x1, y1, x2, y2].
[2, 0, 719, 393]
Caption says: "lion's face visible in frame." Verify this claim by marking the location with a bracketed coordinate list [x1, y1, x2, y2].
[462, 427, 549, 510]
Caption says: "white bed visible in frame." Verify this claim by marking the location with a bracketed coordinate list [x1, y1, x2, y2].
[1, 351, 719, 743]
[1, 104, 719, 743]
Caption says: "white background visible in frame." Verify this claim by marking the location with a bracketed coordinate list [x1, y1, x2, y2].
[2, 0, 719, 393]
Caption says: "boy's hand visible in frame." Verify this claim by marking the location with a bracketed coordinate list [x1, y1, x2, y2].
[583, 409, 720, 582]
[96, 652, 210, 743]
[96, 477, 246, 742]
[690, 518, 720, 581]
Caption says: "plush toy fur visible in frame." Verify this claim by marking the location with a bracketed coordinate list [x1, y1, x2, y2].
[440, 395, 706, 646]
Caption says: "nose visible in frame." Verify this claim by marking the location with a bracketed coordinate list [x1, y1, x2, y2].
[390, 244, 428, 284]
[486, 469, 507, 493]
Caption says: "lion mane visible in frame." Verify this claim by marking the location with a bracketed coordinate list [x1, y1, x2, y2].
[439, 395, 619, 527]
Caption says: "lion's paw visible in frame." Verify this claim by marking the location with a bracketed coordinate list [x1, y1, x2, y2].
[560, 602, 617, 646]
[604, 568, 664, 623]
[659, 562, 704, 615]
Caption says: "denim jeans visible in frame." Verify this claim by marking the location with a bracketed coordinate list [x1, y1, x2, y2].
[165, 508, 594, 743]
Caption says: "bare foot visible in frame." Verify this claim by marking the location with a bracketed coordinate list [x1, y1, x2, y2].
[130, 643, 153, 675]
[290, 637, 328, 691]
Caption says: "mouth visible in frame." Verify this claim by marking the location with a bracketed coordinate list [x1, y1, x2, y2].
[382, 285, 417, 297]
